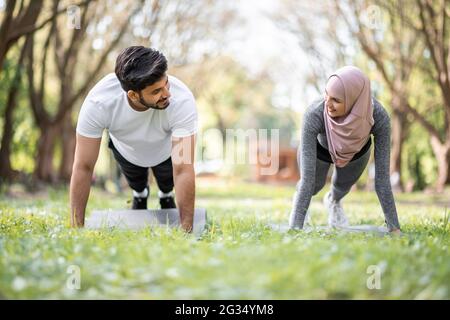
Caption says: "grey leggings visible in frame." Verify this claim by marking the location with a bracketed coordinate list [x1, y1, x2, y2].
[312, 148, 371, 201]
[290, 99, 401, 230]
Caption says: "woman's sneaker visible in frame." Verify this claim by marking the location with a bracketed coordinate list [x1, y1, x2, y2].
[323, 191, 349, 228]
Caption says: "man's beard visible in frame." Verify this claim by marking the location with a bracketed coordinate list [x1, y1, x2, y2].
[139, 92, 170, 110]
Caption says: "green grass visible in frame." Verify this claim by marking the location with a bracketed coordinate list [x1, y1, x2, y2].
[0, 180, 449, 299]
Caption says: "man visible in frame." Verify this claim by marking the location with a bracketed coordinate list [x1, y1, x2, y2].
[70, 46, 197, 232]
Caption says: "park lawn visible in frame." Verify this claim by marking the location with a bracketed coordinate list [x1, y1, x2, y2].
[0, 179, 449, 299]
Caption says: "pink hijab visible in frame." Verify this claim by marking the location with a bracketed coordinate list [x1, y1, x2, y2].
[323, 66, 374, 168]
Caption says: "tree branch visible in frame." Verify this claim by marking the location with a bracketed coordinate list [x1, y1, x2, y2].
[56, 4, 143, 123]
[26, 35, 48, 127]
[9, 0, 93, 42]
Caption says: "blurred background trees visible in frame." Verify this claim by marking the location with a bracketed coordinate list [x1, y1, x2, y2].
[275, 0, 450, 192]
[0, 0, 449, 192]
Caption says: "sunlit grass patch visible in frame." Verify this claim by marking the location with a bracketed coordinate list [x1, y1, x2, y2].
[0, 182, 448, 299]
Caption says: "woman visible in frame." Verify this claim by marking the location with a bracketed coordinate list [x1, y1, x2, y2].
[289, 66, 401, 234]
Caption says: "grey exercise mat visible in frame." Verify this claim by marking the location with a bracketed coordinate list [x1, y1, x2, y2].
[269, 223, 389, 235]
[85, 208, 207, 236]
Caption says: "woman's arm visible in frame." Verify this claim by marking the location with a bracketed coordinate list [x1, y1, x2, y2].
[372, 102, 401, 232]
[289, 105, 322, 229]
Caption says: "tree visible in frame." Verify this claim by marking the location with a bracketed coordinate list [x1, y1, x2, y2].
[26, 0, 143, 182]
[363, 0, 450, 191]
[0, 0, 91, 183]
[332, 0, 425, 191]
[0, 0, 43, 74]
[415, 0, 450, 190]
[0, 0, 91, 77]
[0, 37, 29, 182]
[272, 1, 352, 92]
[24, 0, 239, 183]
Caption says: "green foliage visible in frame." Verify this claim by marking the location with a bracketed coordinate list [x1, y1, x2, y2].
[10, 105, 39, 174]
[174, 56, 297, 142]
[0, 50, 39, 174]
[0, 182, 448, 299]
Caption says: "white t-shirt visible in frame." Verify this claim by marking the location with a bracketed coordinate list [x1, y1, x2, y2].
[76, 73, 197, 167]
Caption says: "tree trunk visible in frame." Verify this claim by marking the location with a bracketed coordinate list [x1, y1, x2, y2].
[0, 0, 17, 71]
[58, 112, 76, 181]
[0, 95, 16, 182]
[34, 123, 60, 182]
[0, 37, 29, 183]
[430, 136, 450, 192]
[447, 154, 450, 185]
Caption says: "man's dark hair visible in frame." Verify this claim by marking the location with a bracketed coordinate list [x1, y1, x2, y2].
[115, 46, 168, 92]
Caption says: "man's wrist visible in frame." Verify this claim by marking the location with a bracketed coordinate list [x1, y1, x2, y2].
[180, 214, 194, 232]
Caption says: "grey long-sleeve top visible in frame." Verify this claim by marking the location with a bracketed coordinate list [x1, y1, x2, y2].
[290, 98, 401, 231]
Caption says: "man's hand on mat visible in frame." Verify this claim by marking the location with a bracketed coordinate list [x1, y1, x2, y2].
[181, 217, 193, 233]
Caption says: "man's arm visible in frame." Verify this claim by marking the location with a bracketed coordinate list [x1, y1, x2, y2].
[171, 134, 196, 232]
[70, 134, 101, 227]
